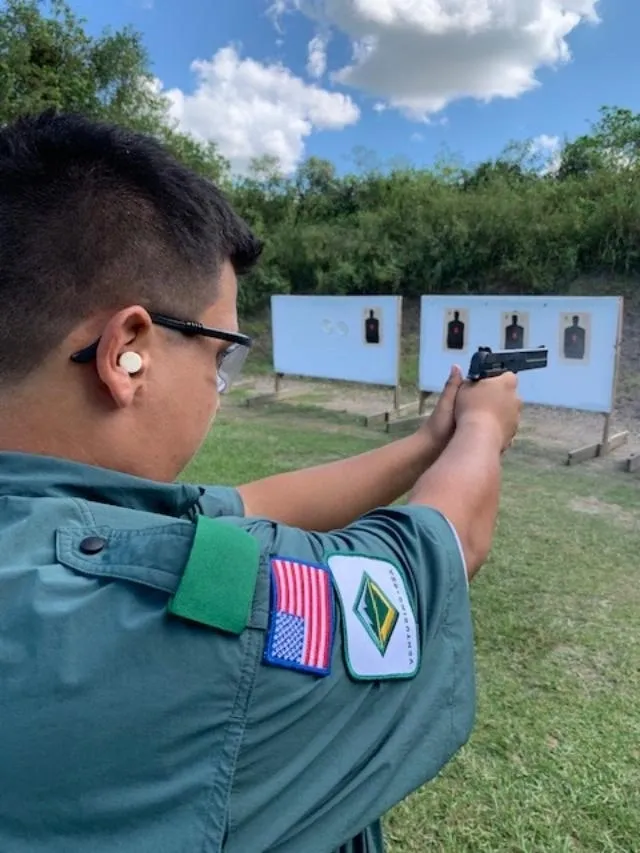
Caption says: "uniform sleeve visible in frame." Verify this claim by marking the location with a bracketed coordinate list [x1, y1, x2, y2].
[195, 485, 245, 519]
[227, 505, 475, 853]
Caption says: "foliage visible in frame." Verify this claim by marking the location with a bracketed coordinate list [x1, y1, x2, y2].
[232, 106, 640, 311]
[0, 0, 229, 177]
[2, 1, 640, 314]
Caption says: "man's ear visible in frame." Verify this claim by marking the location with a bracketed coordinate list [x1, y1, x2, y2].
[94, 307, 154, 408]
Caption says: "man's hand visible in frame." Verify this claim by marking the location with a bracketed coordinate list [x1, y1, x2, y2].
[454, 371, 522, 452]
[418, 365, 464, 453]
[409, 370, 522, 577]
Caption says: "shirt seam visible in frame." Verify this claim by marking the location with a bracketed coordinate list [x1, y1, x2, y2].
[436, 511, 468, 756]
[199, 556, 269, 852]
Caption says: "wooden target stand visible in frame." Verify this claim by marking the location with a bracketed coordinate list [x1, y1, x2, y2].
[245, 305, 408, 424]
[244, 370, 408, 424]
[362, 388, 419, 428]
[385, 391, 630, 468]
[567, 304, 631, 468]
[382, 390, 433, 435]
[244, 372, 304, 408]
[565, 413, 629, 466]
[624, 453, 640, 474]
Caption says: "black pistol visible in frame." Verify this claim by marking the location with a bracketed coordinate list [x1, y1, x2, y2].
[467, 346, 548, 382]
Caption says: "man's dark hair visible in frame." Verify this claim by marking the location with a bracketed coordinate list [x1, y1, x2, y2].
[0, 109, 262, 384]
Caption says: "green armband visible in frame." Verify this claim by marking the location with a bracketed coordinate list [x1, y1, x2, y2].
[168, 516, 260, 635]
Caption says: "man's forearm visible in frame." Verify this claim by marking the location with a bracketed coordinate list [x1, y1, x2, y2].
[237, 431, 444, 531]
[409, 417, 504, 579]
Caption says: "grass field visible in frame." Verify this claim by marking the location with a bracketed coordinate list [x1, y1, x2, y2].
[183, 398, 640, 853]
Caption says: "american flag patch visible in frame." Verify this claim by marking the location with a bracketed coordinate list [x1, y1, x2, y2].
[264, 557, 334, 677]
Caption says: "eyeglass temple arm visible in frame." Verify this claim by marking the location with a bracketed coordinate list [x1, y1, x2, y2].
[70, 340, 100, 363]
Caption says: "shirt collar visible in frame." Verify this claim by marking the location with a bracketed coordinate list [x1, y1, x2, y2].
[0, 451, 203, 517]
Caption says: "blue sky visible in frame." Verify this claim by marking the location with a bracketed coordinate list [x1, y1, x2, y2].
[67, 0, 639, 176]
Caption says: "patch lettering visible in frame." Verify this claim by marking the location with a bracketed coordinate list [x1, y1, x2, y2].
[263, 557, 334, 677]
[328, 553, 419, 680]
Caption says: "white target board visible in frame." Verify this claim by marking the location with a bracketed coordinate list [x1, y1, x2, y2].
[271, 295, 402, 387]
[419, 295, 622, 413]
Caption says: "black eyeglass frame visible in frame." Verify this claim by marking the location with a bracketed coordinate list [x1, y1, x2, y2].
[70, 311, 253, 364]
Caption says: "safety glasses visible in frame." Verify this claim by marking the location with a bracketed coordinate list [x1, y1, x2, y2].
[70, 312, 253, 394]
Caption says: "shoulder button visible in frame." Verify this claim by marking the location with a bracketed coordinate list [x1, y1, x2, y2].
[79, 536, 107, 555]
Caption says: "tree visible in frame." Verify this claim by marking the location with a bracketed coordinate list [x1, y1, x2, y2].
[0, 0, 228, 179]
[591, 106, 640, 169]
[0, 0, 155, 122]
[462, 158, 528, 190]
[558, 106, 640, 178]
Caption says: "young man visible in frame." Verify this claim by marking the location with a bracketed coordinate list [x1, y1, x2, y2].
[0, 111, 521, 853]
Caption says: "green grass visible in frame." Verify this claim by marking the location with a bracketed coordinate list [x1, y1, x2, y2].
[182, 403, 640, 853]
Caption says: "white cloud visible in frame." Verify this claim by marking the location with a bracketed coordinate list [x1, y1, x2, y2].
[163, 46, 360, 175]
[274, 1, 601, 120]
[268, 0, 288, 14]
[307, 34, 329, 78]
[266, 0, 289, 30]
[531, 133, 562, 154]
[530, 133, 563, 173]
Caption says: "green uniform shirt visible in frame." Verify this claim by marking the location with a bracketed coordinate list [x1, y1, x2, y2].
[0, 451, 475, 853]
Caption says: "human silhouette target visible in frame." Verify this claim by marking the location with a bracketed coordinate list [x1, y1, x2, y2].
[502, 312, 530, 350]
[559, 312, 591, 363]
[443, 308, 469, 351]
[363, 308, 383, 345]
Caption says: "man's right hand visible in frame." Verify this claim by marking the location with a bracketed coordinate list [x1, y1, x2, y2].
[409, 370, 521, 577]
[454, 372, 522, 453]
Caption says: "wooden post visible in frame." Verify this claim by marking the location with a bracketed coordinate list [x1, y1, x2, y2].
[418, 391, 432, 415]
[246, 371, 299, 407]
[600, 414, 611, 457]
[625, 454, 640, 473]
[601, 298, 624, 456]
[566, 298, 627, 466]
[395, 296, 403, 412]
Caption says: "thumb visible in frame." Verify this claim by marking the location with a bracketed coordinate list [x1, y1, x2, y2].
[442, 364, 464, 396]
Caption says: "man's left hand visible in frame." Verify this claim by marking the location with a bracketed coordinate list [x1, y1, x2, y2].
[418, 365, 465, 454]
